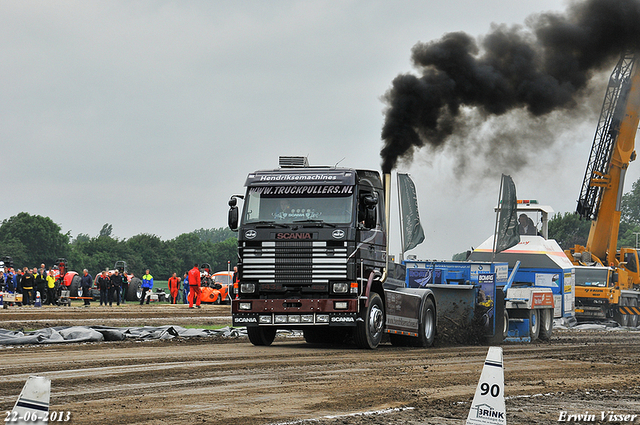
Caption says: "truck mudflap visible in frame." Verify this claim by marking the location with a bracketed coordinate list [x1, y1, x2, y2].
[384, 288, 424, 336]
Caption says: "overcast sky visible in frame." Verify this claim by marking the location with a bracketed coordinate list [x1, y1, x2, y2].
[3, 0, 637, 260]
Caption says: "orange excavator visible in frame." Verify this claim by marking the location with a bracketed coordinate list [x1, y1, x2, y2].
[565, 52, 640, 326]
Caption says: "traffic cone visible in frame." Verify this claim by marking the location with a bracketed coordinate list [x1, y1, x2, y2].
[34, 291, 42, 307]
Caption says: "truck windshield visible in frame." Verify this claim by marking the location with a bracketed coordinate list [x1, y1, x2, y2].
[575, 267, 609, 287]
[242, 185, 354, 225]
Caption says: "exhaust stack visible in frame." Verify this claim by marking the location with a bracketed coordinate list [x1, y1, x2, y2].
[382, 172, 391, 283]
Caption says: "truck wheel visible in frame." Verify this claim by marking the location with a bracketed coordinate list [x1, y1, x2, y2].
[247, 327, 277, 346]
[127, 278, 142, 301]
[502, 309, 509, 339]
[414, 297, 436, 347]
[354, 292, 384, 349]
[538, 308, 553, 341]
[528, 309, 540, 341]
[630, 298, 639, 328]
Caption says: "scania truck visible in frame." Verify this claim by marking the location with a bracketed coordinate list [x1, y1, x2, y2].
[228, 156, 441, 348]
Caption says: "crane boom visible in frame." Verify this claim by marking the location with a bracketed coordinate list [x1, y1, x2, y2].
[575, 52, 640, 265]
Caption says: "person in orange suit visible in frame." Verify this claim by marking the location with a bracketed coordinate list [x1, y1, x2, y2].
[188, 263, 201, 309]
[168, 272, 180, 304]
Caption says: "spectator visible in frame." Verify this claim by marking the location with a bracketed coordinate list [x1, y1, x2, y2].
[21, 267, 33, 305]
[188, 263, 202, 309]
[46, 270, 56, 305]
[140, 269, 153, 305]
[97, 270, 110, 306]
[182, 272, 189, 304]
[168, 272, 180, 304]
[121, 274, 129, 304]
[81, 269, 92, 307]
[33, 267, 46, 304]
[14, 269, 21, 298]
[231, 266, 239, 300]
[4, 268, 15, 293]
[109, 269, 123, 306]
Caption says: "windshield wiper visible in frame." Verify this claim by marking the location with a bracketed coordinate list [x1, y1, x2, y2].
[292, 219, 336, 228]
[251, 220, 289, 228]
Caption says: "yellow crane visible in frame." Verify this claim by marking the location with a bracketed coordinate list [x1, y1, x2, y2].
[565, 52, 640, 326]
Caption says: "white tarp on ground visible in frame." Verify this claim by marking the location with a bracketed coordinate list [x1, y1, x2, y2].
[0, 325, 244, 345]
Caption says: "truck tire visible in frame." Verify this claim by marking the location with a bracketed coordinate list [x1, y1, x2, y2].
[528, 309, 540, 341]
[538, 308, 553, 341]
[247, 327, 277, 346]
[127, 278, 142, 301]
[630, 298, 639, 328]
[502, 309, 509, 340]
[354, 292, 384, 349]
[413, 297, 436, 347]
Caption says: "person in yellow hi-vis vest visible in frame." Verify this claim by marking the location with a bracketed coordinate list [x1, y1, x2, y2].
[46, 270, 56, 305]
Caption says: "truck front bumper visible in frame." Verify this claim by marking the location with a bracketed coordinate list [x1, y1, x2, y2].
[232, 298, 358, 327]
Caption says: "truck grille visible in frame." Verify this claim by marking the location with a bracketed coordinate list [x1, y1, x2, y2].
[241, 241, 348, 284]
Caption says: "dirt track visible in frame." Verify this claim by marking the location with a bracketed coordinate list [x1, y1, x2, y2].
[1, 304, 640, 425]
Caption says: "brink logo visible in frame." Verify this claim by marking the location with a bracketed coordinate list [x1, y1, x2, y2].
[472, 404, 504, 420]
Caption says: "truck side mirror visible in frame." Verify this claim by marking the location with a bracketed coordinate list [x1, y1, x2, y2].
[228, 198, 239, 231]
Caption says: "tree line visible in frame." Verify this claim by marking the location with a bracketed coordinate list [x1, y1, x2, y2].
[0, 212, 237, 280]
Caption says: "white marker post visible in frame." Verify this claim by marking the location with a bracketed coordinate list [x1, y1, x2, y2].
[11, 376, 51, 425]
[466, 347, 506, 425]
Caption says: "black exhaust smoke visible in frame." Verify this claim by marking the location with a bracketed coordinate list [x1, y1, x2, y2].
[380, 0, 640, 174]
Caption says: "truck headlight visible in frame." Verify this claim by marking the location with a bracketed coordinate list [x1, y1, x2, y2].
[332, 282, 349, 294]
[239, 302, 252, 310]
[240, 283, 256, 293]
